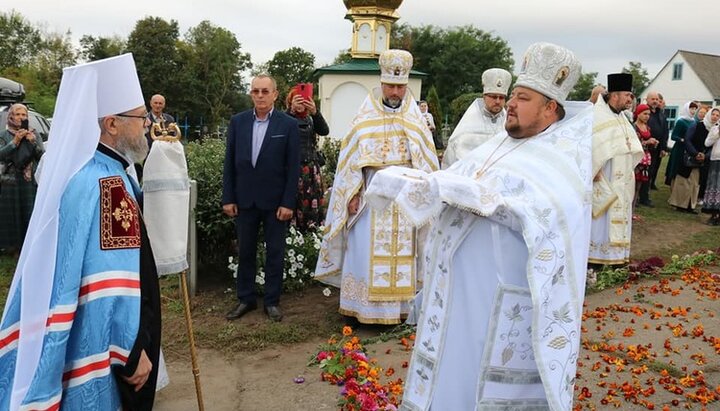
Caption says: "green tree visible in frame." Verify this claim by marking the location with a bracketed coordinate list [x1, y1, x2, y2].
[568, 72, 598, 101]
[391, 24, 513, 108]
[266, 47, 316, 88]
[183, 20, 252, 129]
[425, 85, 442, 127]
[0, 11, 42, 71]
[622, 61, 650, 95]
[332, 48, 352, 65]
[125, 17, 182, 106]
[449, 92, 482, 127]
[79, 35, 125, 62]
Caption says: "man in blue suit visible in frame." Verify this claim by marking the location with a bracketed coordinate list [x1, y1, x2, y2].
[222, 75, 300, 322]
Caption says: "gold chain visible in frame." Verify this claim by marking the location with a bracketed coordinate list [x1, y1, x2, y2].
[474, 136, 530, 179]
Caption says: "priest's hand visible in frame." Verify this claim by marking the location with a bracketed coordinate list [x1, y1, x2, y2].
[276, 206, 293, 221]
[123, 349, 152, 392]
[348, 195, 360, 215]
[223, 203, 238, 217]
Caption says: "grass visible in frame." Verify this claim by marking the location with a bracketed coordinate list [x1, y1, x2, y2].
[631, 156, 715, 261]
[0, 252, 16, 305]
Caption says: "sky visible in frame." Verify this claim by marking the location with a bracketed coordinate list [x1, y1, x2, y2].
[11, 0, 720, 86]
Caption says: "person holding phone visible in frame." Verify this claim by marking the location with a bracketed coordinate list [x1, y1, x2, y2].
[286, 84, 329, 232]
[0, 103, 44, 251]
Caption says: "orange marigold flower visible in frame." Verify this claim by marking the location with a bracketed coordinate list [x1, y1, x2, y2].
[342, 326, 353, 336]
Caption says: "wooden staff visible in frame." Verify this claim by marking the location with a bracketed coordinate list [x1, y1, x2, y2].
[179, 269, 205, 410]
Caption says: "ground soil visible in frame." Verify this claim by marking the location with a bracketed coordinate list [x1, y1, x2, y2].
[155, 213, 719, 411]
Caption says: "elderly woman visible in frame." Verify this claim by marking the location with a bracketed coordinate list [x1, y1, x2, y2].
[0, 103, 44, 250]
[665, 101, 698, 186]
[285, 88, 329, 232]
[702, 111, 720, 225]
[669, 107, 719, 213]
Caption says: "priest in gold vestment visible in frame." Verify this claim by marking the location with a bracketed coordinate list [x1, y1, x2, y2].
[589, 73, 643, 265]
[313, 49, 439, 324]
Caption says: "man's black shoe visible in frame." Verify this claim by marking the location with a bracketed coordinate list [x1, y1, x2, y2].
[225, 302, 257, 320]
[264, 305, 283, 322]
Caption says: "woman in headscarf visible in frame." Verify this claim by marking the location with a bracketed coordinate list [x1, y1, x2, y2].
[285, 87, 330, 232]
[0, 103, 44, 251]
[702, 109, 720, 225]
[632, 104, 657, 220]
[665, 101, 698, 185]
[668, 106, 719, 213]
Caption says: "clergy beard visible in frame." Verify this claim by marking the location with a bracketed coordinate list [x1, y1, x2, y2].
[383, 98, 402, 109]
[116, 132, 149, 163]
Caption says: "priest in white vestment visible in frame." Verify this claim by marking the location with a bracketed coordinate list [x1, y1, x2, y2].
[588, 73, 644, 265]
[366, 43, 592, 411]
[442, 68, 512, 168]
[313, 49, 439, 324]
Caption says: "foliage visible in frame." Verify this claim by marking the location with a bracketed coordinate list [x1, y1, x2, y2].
[185, 138, 235, 276]
[391, 24, 513, 108]
[661, 250, 718, 276]
[0, 11, 77, 115]
[449, 92, 482, 128]
[622, 61, 650, 96]
[313, 326, 405, 410]
[125, 17, 183, 114]
[589, 250, 719, 292]
[319, 136, 342, 190]
[568, 71, 598, 101]
[425, 85, 442, 126]
[183, 21, 252, 129]
[332, 49, 353, 65]
[266, 46, 316, 100]
[79, 35, 125, 61]
[0, 11, 42, 71]
[0, 252, 17, 307]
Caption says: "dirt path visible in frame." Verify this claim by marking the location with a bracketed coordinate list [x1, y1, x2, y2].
[155, 339, 413, 411]
[157, 264, 720, 410]
[154, 206, 718, 410]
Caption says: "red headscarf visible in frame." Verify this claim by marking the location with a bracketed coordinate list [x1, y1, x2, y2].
[634, 104, 650, 121]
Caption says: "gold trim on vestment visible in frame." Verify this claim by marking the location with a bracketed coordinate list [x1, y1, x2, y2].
[368, 204, 416, 301]
[338, 307, 408, 325]
[587, 257, 630, 265]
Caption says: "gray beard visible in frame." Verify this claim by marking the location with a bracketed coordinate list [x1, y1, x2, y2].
[383, 98, 402, 109]
[116, 134, 149, 163]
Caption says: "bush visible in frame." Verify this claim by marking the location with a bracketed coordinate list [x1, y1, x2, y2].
[449, 92, 482, 128]
[187, 137, 327, 291]
[319, 136, 341, 190]
[186, 138, 235, 277]
[228, 225, 323, 293]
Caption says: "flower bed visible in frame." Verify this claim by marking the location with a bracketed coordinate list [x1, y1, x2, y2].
[313, 326, 408, 411]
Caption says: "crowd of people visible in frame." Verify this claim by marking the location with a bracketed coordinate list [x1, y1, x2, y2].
[1, 40, 720, 410]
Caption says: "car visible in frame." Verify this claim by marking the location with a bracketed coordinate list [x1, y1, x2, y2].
[0, 77, 52, 142]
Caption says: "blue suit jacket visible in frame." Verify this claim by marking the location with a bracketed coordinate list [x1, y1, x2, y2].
[222, 109, 300, 210]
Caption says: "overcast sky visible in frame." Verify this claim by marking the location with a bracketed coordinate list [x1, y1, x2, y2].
[11, 0, 720, 86]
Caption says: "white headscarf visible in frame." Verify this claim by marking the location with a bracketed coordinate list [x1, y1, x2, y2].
[703, 107, 720, 131]
[678, 101, 696, 121]
[3, 54, 144, 411]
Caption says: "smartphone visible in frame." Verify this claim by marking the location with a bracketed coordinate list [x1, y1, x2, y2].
[294, 83, 313, 101]
[20, 119, 29, 130]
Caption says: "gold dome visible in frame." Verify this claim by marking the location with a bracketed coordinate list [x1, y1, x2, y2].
[343, 0, 403, 10]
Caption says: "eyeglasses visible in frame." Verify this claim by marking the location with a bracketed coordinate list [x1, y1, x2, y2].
[116, 112, 149, 120]
[250, 88, 273, 95]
